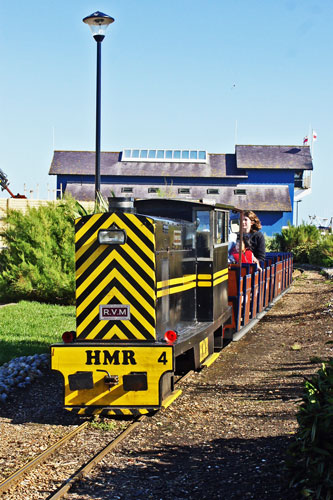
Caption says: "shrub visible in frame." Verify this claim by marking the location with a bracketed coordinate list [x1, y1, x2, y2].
[309, 234, 333, 267]
[0, 198, 78, 304]
[270, 223, 332, 266]
[287, 358, 333, 499]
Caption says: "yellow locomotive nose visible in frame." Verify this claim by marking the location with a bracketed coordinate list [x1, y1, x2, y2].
[51, 343, 176, 414]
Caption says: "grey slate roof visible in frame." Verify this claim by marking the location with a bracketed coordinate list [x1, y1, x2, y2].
[49, 151, 247, 178]
[236, 145, 313, 170]
[65, 182, 291, 211]
[49, 145, 313, 178]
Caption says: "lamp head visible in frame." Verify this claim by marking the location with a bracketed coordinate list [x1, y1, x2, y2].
[83, 11, 114, 41]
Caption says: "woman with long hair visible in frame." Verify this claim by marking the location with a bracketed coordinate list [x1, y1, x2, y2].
[242, 210, 266, 264]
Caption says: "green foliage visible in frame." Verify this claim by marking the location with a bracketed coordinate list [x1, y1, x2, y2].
[309, 234, 333, 267]
[89, 416, 127, 431]
[264, 235, 278, 252]
[74, 192, 109, 216]
[270, 223, 333, 266]
[0, 198, 78, 304]
[0, 193, 111, 305]
[287, 358, 333, 499]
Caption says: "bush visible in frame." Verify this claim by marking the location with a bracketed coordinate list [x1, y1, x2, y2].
[270, 223, 332, 266]
[309, 234, 333, 267]
[287, 358, 333, 499]
[0, 198, 78, 304]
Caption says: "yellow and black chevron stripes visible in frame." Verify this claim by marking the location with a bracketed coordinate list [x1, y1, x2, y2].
[197, 268, 228, 288]
[75, 212, 156, 341]
[66, 407, 151, 416]
[157, 274, 196, 298]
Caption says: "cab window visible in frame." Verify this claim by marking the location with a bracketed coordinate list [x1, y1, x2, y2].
[195, 210, 211, 258]
[215, 211, 226, 244]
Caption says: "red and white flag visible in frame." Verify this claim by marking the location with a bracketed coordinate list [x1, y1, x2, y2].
[312, 130, 317, 142]
[303, 136, 308, 145]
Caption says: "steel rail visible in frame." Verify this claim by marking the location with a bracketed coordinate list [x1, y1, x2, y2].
[48, 416, 144, 500]
[0, 420, 89, 495]
[47, 373, 193, 499]
[0, 371, 192, 498]
[47, 370, 193, 500]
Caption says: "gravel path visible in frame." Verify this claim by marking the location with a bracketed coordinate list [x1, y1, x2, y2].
[0, 269, 332, 499]
[66, 269, 333, 500]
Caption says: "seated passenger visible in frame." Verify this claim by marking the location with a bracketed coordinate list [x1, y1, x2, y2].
[229, 237, 253, 263]
[229, 236, 262, 269]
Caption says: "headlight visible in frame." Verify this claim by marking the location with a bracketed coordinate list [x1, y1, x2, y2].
[98, 229, 126, 245]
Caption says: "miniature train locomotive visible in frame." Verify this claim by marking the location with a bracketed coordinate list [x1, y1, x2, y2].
[51, 197, 292, 416]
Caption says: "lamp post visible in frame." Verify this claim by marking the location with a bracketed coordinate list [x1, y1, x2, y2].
[83, 11, 114, 202]
[295, 200, 302, 226]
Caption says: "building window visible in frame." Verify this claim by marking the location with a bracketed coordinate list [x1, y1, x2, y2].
[207, 188, 219, 195]
[121, 187, 133, 193]
[148, 187, 158, 193]
[234, 189, 247, 195]
[294, 172, 303, 188]
[178, 188, 190, 194]
[121, 149, 207, 163]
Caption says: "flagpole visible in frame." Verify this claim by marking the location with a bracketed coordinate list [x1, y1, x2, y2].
[311, 129, 317, 159]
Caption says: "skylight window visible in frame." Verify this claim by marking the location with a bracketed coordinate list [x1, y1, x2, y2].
[122, 149, 207, 163]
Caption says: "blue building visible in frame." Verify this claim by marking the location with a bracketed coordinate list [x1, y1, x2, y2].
[49, 144, 313, 236]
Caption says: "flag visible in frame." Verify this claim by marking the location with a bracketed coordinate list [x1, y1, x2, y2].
[312, 130, 317, 142]
[303, 136, 308, 145]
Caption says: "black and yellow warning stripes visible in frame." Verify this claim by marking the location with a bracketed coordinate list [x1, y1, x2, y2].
[157, 274, 196, 298]
[197, 268, 228, 288]
[66, 406, 151, 416]
[75, 212, 156, 341]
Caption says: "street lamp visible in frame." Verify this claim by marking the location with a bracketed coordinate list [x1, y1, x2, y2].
[295, 200, 302, 226]
[83, 11, 114, 202]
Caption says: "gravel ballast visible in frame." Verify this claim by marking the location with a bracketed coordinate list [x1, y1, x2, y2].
[0, 269, 332, 499]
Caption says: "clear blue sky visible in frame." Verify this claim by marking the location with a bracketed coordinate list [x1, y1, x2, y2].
[0, 0, 332, 224]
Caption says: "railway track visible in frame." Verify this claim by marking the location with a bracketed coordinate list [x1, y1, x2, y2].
[0, 421, 90, 496]
[0, 371, 194, 499]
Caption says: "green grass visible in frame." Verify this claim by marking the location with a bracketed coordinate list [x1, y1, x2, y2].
[0, 301, 75, 365]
